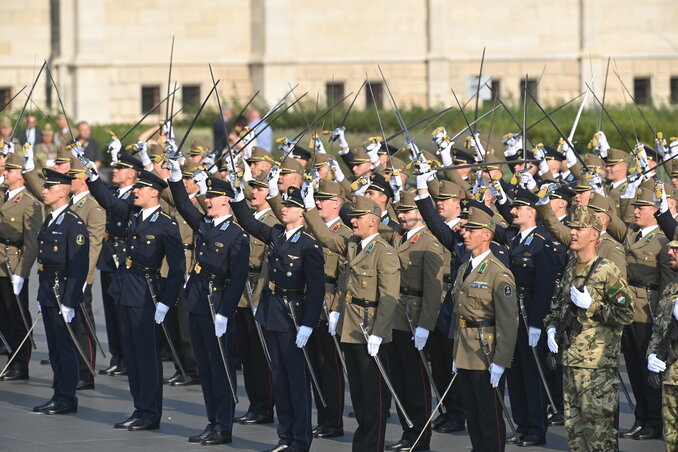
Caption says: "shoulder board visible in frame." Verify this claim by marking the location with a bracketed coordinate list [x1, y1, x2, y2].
[160, 211, 171, 219]
[67, 211, 79, 219]
[230, 220, 243, 232]
[488, 258, 505, 269]
[22, 191, 36, 202]
[534, 233, 545, 240]
[302, 231, 316, 240]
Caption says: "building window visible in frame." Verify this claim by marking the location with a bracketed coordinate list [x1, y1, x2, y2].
[0, 87, 12, 108]
[671, 77, 678, 104]
[326, 82, 345, 107]
[365, 81, 383, 109]
[182, 85, 201, 110]
[521, 78, 538, 103]
[141, 85, 160, 114]
[634, 77, 651, 105]
[490, 79, 501, 102]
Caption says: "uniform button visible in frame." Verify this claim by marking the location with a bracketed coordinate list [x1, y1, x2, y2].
[275, 258, 280, 261]
[289, 263, 293, 267]
[146, 241, 151, 244]
[131, 246, 135, 249]
[286, 272, 292, 277]
[361, 281, 367, 288]
[133, 236, 137, 239]
[40, 241, 43, 244]
[199, 252, 203, 256]
[273, 269, 277, 273]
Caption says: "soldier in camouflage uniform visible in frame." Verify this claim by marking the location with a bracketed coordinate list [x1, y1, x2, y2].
[647, 230, 678, 451]
[545, 206, 634, 451]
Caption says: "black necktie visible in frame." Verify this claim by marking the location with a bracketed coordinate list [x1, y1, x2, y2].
[462, 261, 473, 281]
[45, 213, 53, 228]
[635, 231, 642, 243]
[3, 192, 8, 202]
[356, 242, 363, 255]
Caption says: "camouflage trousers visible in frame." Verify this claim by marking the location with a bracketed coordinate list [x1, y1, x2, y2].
[664, 384, 678, 452]
[563, 366, 618, 452]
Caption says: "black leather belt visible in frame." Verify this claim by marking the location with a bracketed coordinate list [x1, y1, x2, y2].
[325, 276, 338, 285]
[249, 266, 262, 274]
[400, 286, 423, 297]
[1, 239, 22, 248]
[629, 281, 659, 291]
[193, 263, 228, 284]
[183, 244, 194, 251]
[459, 318, 495, 328]
[268, 281, 305, 297]
[345, 294, 378, 308]
[125, 258, 159, 274]
[37, 263, 65, 271]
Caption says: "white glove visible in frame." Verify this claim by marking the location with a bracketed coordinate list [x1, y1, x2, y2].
[154, 302, 170, 324]
[213, 313, 228, 337]
[413, 327, 429, 351]
[328, 158, 345, 182]
[228, 174, 245, 202]
[107, 138, 122, 163]
[528, 326, 541, 348]
[202, 153, 215, 169]
[313, 137, 326, 154]
[295, 325, 312, 348]
[193, 170, 208, 195]
[163, 120, 175, 142]
[469, 132, 485, 162]
[560, 140, 577, 168]
[673, 299, 678, 321]
[23, 143, 35, 172]
[406, 142, 423, 164]
[167, 157, 182, 182]
[301, 180, 315, 210]
[590, 173, 605, 195]
[60, 305, 75, 323]
[532, 144, 546, 161]
[136, 141, 151, 167]
[621, 176, 643, 199]
[520, 172, 537, 190]
[367, 334, 383, 357]
[489, 180, 507, 205]
[591, 131, 610, 158]
[489, 363, 504, 388]
[536, 184, 554, 206]
[570, 286, 592, 310]
[669, 139, 678, 158]
[366, 142, 381, 164]
[416, 169, 435, 190]
[353, 176, 370, 197]
[502, 133, 522, 157]
[654, 182, 669, 214]
[328, 311, 340, 336]
[538, 158, 550, 177]
[3, 140, 15, 155]
[452, 360, 457, 373]
[647, 353, 667, 373]
[78, 155, 98, 181]
[11, 274, 24, 296]
[437, 140, 454, 166]
[267, 166, 280, 197]
[547, 327, 558, 353]
[389, 175, 402, 203]
[332, 127, 349, 149]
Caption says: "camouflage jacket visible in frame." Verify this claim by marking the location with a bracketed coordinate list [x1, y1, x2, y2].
[647, 280, 678, 385]
[544, 256, 634, 368]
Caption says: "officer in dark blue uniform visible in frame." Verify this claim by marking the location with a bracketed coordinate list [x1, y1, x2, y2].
[87, 165, 185, 431]
[168, 165, 249, 446]
[231, 183, 324, 452]
[32, 169, 89, 415]
[96, 153, 143, 376]
[495, 187, 558, 447]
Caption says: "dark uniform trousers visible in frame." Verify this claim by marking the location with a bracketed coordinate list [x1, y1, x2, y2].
[190, 311, 236, 434]
[0, 277, 31, 375]
[459, 369, 507, 452]
[43, 305, 80, 405]
[163, 282, 197, 377]
[390, 329, 432, 444]
[307, 318, 345, 429]
[343, 342, 390, 452]
[100, 268, 123, 368]
[74, 283, 95, 381]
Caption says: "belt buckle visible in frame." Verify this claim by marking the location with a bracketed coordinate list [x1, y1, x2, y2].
[125, 257, 132, 269]
[345, 293, 353, 304]
[268, 281, 276, 293]
[459, 318, 466, 328]
[38, 263, 43, 271]
[194, 262, 201, 274]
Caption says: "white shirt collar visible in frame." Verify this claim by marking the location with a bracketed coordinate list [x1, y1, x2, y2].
[557, 214, 567, 222]
[6, 186, 24, 201]
[446, 217, 460, 229]
[381, 210, 388, 218]
[141, 206, 160, 222]
[519, 226, 538, 243]
[638, 225, 658, 239]
[285, 225, 303, 241]
[213, 214, 232, 227]
[611, 178, 627, 190]
[325, 216, 342, 228]
[406, 225, 426, 241]
[470, 249, 492, 270]
[71, 190, 89, 205]
[49, 203, 69, 225]
[254, 207, 271, 220]
[360, 232, 380, 250]
[118, 185, 134, 197]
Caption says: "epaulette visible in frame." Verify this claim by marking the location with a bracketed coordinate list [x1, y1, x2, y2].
[488, 258, 505, 269]
[67, 211, 79, 218]
[160, 211, 171, 219]
[302, 231, 316, 241]
[534, 233, 545, 241]
[230, 221, 244, 232]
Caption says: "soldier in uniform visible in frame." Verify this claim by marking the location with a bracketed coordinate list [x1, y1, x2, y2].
[87, 166, 185, 431]
[168, 162, 250, 445]
[230, 183, 324, 452]
[0, 153, 42, 381]
[451, 204, 518, 452]
[32, 169, 89, 415]
[66, 158, 106, 390]
[545, 206, 634, 451]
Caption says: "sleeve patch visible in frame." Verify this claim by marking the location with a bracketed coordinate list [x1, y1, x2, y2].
[504, 285, 513, 297]
[76, 234, 85, 246]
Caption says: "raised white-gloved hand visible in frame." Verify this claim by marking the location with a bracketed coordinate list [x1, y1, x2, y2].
[528, 326, 542, 348]
[214, 314, 228, 337]
[312, 137, 326, 154]
[11, 274, 24, 296]
[163, 120, 175, 142]
[367, 334, 383, 357]
[22, 143, 35, 172]
[520, 172, 537, 190]
[560, 139, 577, 168]
[502, 133, 522, 157]
[328, 158, 345, 182]
[3, 140, 15, 155]
[136, 141, 151, 167]
[621, 175, 643, 199]
[167, 157, 182, 182]
[570, 286, 592, 310]
[295, 325, 312, 348]
[532, 144, 546, 161]
[193, 169, 208, 195]
[673, 299, 678, 321]
[60, 305, 75, 323]
[654, 182, 669, 214]
[267, 165, 281, 197]
[591, 131, 610, 158]
[590, 173, 605, 195]
[154, 302, 170, 324]
[107, 137, 122, 163]
[416, 168, 435, 191]
[490, 180, 507, 205]
[389, 174, 402, 203]
[536, 183, 554, 206]
[332, 126, 349, 149]
[547, 327, 558, 353]
[413, 327, 429, 351]
[366, 141, 381, 164]
[353, 176, 370, 197]
[301, 180, 315, 210]
[669, 138, 678, 158]
[328, 311, 340, 336]
[468, 132, 485, 162]
[437, 140, 454, 166]
[78, 155, 99, 181]
[452, 360, 457, 373]
[647, 353, 667, 373]
[489, 363, 504, 388]
[202, 153, 215, 169]
[228, 174, 245, 202]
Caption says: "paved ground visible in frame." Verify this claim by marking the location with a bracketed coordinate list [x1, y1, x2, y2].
[0, 277, 667, 451]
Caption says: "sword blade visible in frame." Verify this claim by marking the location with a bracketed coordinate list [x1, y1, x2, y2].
[207, 281, 239, 403]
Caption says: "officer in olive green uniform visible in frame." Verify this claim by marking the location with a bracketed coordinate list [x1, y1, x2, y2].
[452, 205, 518, 452]
[0, 153, 42, 380]
[545, 206, 634, 451]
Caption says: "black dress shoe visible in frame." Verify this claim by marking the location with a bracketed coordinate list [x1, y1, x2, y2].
[114, 416, 140, 429]
[314, 426, 344, 438]
[110, 366, 127, 376]
[76, 379, 95, 390]
[262, 444, 289, 452]
[517, 434, 546, 447]
[348, 411, 355, 418]
[201, 430, 232, 445]
[40, 359, 50, 365]
[431, 414, 447, 430]
[388, 440, 428, 451]
[99, 364, 118, 375]
[188, 426, 214, 442]
[235, 412, 253, 423]
[312, 425, 322, 436]
[548, 412, 564, 426]
[163, 371, 182, 384]
[0, 368, 29, 381]
[634, 426, 662, 440]
[128, 418, 160, 431]
[436, 419, 465, 433]
[286, 445, 309, 452]
[242, 413, 274, 424]
[620, 423, 643, 438]
[33, 400, 57, 413]
[44, 401, 77, 415]
[170, 376, 199, 386]
[386, 439, 408, 451]
[506, 433, 525, 444]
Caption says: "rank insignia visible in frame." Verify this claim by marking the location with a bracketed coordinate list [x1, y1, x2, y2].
[366, 242, 375, 254]
[478, 262, 487, 274]
[525, 235, 533, 246]
[331, 223, 340, 233]
[410, 234, 420, 244]
[645, 234, 655, 243]
[76, 234, 85, 245]
[150, 213, 159, 223]
[56, 214, 64, 225]
[291, 233, 300, 243]
[220, 221, 229, 230]
[14, 194, 22, 203]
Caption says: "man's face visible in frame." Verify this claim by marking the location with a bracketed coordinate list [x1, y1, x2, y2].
[41, 184, 65, 207]
[250, 160, 272, 175]
[42, 131, 54, 144]
[351, 162, 371, 178]
[668, 247, 678, 269]
[250, 186, 269, 208]
[462, 227, 488, 252]
[182, 176, 198, 194]
[350, 213, 375, 238]
[509, 205, 533, 227]
[0, 126, 12, 138]
[188, 154, 203, 165]
[280, 205, 303, 225]
[605, 162, 628, 181]
[672, 176, 678, 191]
[317, 165, 329, 179]
[112, 167, 135, 185]
[573, 190, 592, 206]
[364, 189, 386, 209]
[633, 205, 658, 229]
[278, 172, 300, 192]
[133, 186, 155, 208]
[77, 123, 91, 139]
[570, 227, 598, 251]
[397, 209, 422, 232]
[56, 117, 68, 129]
[26, 115, 37, 128]
[70, 177, 86, 193]
[436, 198, 461, 221]
[315, 197, 339, 220]
[3, 168, 22, 187]
[204, 195, 229, 218]
[547, 160, 561, 174]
